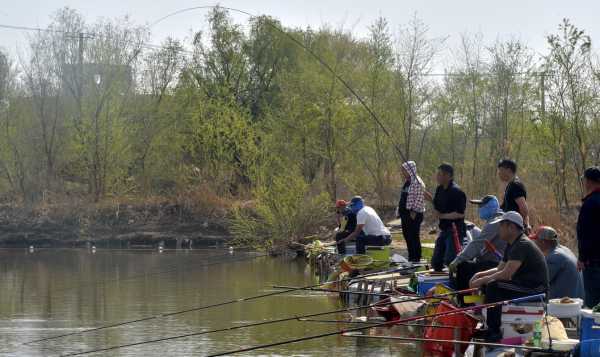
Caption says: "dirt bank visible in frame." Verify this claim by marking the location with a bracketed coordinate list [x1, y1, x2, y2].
[0, 201, 230, 248]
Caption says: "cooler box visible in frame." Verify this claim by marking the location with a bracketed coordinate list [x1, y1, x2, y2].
[501, 304, 544, 339]
[417, 273, 450, 296]
[365, 246, 391, 261]
[581, 310, 600, 341]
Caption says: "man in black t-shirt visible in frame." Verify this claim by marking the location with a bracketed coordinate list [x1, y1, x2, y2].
[497, 159, 530, 233]
[470, 211, 548, 342]
[431, 163, 467, 271]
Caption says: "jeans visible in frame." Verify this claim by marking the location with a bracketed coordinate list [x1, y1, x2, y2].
[583, 265, 600, 308]
[432, 229, 464, 271]
[399, 212, 423, 262]
[356, 235, 391, 254]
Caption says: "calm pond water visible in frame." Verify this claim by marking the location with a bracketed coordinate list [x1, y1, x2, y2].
[0, 249, 418, 356]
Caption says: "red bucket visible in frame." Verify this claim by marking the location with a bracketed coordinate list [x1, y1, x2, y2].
[423, 301, 478, 356]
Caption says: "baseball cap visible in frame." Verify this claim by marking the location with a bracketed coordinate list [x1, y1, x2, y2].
[490, 211, 524, 229]
[470, 195, 497, 205]
[584, 166, 600, 183]
[335, 199, 348, 208]
[529, 226, 559, 241]
[349, 196, 363, 206]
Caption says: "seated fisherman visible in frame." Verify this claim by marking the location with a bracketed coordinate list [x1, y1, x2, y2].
[449, 195, 506, 298]
[531, 226, 584, 300]
[334, 199, 360, 254]
[337, 196, 391, 254]
[470, 211, 548, 343]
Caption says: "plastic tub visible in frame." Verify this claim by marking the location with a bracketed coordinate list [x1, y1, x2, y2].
[542, 338, 579, 352]
[548, 298, 582, 318]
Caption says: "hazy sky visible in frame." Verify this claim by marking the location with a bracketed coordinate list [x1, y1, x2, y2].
[0, 0, 597, 65]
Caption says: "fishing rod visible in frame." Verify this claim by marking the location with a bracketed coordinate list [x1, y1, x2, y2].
[25, 264, 419, 346]
[343, 334, 548, 352]
[204, 293, 546, 357]
[151, 5, 414, 167]
[299, 318, 469, 329]
[58, 287, 478, 356]
[273, 285, 393, 296]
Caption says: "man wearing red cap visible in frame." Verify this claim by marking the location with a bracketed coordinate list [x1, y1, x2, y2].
[334, 199, 359, 255]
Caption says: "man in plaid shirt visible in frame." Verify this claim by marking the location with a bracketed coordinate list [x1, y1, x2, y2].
[397, 161, 426, 262]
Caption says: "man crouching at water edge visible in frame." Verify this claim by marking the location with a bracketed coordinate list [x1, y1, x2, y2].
[449, 195, 506, 301]
[336, 196, 391, 254]
[470, 211, 549, 343]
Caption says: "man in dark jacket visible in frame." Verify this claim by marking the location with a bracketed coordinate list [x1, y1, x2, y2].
[577, 166, 600, 308]
[431, 163, 467, 271]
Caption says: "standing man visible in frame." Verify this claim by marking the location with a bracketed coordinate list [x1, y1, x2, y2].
[449, 195, 506, 296]
[338, 196, 391, 254]
[397, 161, 426, 263]
[470, 211, 548, 343]
[531, 226, 584, 300]
[431, 163, 467, 272]
[497, 159, 530, 233]
[577, 166, 600, 308]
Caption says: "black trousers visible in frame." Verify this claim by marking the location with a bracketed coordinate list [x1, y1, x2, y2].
[356, 235, 391, 254]
[484, 281, 544, 334]
[335, 230, 352, 255]
[399, 212, 423, 262]
[452, 260, 498, 304]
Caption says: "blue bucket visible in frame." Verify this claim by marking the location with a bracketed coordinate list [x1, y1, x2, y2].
[580, 339, 600, 356]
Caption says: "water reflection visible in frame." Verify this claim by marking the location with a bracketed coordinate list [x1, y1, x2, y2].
[0, 249, 417, 356]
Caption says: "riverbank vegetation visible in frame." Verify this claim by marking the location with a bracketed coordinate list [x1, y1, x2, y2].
[0, 7, 598, 248]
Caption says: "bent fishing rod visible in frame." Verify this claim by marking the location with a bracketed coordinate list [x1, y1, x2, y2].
[151, 5, 415, 170]
[205, 293, 546, 357]
[27, 264, 419, 346]
[59, 287, 478, 356]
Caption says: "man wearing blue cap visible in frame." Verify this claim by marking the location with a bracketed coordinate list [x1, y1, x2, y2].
[449, 195, 506, 299]
[337, 196, 391, 254]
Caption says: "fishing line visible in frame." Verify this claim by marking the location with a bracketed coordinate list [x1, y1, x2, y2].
[21, 252, 267, 346]
[46, 250, 255, 295]
[150, 5, 412, 166]
[25, 264, 418, 346]
[58, 287, 477, 356]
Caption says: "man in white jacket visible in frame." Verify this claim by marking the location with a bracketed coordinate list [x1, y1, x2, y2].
[339, 196, 391, 254]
